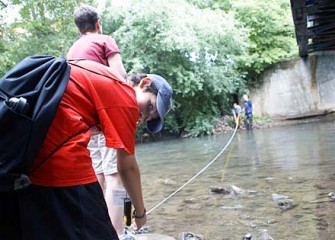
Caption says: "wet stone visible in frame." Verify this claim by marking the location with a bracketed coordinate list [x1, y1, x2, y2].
[276, 198, 298, 211]
[210, 186, 230, 195]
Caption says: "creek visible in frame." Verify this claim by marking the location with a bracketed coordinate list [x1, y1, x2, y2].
[136, 120, 335, 240]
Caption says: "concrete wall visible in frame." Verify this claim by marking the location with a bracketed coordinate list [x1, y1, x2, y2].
[251, 52, 335, 119]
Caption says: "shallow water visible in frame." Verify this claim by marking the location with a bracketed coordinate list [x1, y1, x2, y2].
[135, 120, 335, 240]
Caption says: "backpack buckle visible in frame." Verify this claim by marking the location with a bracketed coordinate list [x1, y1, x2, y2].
[14, 174, 31, 190]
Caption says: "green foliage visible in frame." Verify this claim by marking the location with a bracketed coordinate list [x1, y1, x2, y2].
[0, 0, 94, 76]
[230, 0, 298, 78]
[105, 0, 248, 136]
[186, 0, 232, 11]
[188, 0, 298, 86]
[252, 113, 272, 124]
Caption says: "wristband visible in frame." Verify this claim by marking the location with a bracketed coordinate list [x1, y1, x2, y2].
[133, 208, 146, 219]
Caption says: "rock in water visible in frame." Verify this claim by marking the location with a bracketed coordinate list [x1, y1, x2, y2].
[178, 232, 205, 240]
[210, 186, 230, 195]
[271, 193, 288, 201]
[277, 198, 298, 211]
[137, 234, 176, 240]
[258, 229, 274, 240]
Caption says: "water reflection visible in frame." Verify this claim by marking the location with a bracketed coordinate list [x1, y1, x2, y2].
[135, 120, 335, 239]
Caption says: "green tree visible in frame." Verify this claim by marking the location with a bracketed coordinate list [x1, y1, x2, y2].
[0, 0, 95, 76]
[0, 1, 13, 75]
[186, 0, 232, 11]
[187, 0, 298, 85]
[231, 0, 298, 82]
[105, 0, 249, 136]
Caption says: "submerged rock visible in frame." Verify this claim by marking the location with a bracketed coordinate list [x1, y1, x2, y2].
[272, 193, 298, 211]
[271, 193, 288, 202]
[328, 192, 335, 201]
[183, 198, 197, 204]
[230, 185, 257, 198]
[210, 185, 257, 198]
[276, 198, 298, 211]
[257, 229, 274, 240]
[121, 226, 176, 240]
[242, 233, 253, 240]
[161, 178, 177, 186]
[178, 232, 204, 240]
[137, 234, 175, 240]
[210, 186, 230, 195]
[220, 204, 243, 210]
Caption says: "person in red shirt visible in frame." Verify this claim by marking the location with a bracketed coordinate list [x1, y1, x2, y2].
[2, 60, 173, 240]
[67, 4, 128, 235]
[67, 4, 127, 78]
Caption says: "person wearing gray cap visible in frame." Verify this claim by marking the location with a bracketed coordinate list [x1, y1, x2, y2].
[127, 73, 173, 133]
[3, 60, 173, 240]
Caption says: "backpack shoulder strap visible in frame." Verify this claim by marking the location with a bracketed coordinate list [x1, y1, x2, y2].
[29, 124, 97, 175]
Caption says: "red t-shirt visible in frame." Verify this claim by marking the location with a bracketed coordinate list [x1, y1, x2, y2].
[67, 34, 120, 66]
[29, 60, 139, 187]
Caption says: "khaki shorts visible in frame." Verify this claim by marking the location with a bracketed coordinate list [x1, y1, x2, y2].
[88, 133, 117, 175]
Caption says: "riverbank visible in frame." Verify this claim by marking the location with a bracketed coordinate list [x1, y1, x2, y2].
[211, 111, 335, 135]
[136, 112, 335, 143]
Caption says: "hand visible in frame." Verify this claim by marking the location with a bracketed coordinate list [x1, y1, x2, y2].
[132, 213, 147, 231]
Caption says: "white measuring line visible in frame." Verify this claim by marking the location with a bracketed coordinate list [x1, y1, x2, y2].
[147, 124, 239, 215]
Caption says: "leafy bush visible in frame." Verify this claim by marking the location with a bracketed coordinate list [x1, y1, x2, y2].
[106, 0, 249, 136]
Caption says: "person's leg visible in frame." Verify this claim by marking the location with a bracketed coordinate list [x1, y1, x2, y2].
[105, 173, 125, 235]
[19, 183, 119, 240]
[100, 140, 126, 236]
[243, 114, 249, 130]
[96, 173, 105, 191]
[246, 114, 252, 130]
[249, 113, 253, 129]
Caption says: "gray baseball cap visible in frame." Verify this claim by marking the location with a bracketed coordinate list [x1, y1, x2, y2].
[146, 74, 173, 133]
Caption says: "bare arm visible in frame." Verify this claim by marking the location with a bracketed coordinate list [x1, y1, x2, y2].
[107, 53, 127, 79]
[117, 148, 146, 230]
[232, 109, 237, 121]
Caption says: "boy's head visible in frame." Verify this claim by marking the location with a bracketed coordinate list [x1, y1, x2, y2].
[129, 74, 173, 133]
[74, 4, 101, 34]
[147, 74, 173, 133]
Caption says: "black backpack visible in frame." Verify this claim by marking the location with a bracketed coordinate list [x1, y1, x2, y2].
[0, 55, 70, 192]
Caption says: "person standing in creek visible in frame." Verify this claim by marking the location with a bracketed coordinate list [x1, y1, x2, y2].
[243, 94, 253, 130]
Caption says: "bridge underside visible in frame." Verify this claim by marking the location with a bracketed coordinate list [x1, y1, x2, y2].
[290, 0, 335, 57]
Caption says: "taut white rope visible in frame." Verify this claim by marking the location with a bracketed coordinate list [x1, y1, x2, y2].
[147, 124, 239, 215]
